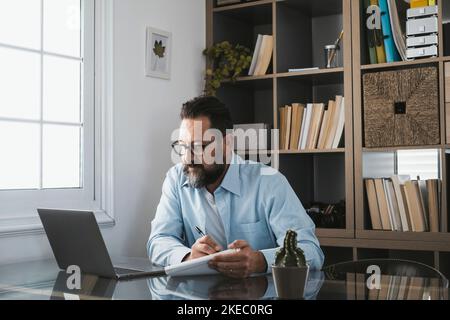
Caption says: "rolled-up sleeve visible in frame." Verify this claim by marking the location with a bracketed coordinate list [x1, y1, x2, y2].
[147, 167, 191, 267]
[261, 173, 324, 271]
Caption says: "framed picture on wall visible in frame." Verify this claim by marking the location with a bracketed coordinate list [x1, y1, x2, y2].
[146, 27, 172, 79]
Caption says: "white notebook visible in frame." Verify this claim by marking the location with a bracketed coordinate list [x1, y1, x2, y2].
[164, 249, 237, 277]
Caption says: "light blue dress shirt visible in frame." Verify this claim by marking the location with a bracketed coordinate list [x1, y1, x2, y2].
[147, 153, 325, 271]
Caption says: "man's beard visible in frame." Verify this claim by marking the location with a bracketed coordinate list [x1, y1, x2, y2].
[183, 163, 226, 189]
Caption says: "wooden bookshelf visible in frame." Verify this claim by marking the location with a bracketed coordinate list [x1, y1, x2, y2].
[351, 0, 450, 278]
[207, 0, 450, 276]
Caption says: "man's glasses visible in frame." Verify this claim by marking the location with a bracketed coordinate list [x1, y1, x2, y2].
[171, 140, 216, 156]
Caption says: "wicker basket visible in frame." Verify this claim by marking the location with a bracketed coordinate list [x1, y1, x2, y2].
[363, 66, 440, 148]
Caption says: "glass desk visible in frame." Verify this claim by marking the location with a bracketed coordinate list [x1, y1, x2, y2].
[0, 258, 447, 300]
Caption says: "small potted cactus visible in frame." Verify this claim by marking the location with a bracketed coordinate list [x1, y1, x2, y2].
[272, 229, 309, 299]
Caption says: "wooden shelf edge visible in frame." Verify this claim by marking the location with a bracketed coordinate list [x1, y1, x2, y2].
[213, 0, 273, 12]
[236, 149, 346, 155]
[318, 237, 450, 252]
[279, 148, 346, 154]
[225, 68, 345, 84]
[356, 230, 450, 242]
[223, 74, 275, 83]
[276, 67, 344, 78]
[362, 145, 442, 152]
[361, 57, 440, 70]
[316, 228, 353, 239]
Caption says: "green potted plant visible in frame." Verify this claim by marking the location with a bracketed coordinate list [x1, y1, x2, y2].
[203, 41, 252, 96]
[272, 229, 309, 299]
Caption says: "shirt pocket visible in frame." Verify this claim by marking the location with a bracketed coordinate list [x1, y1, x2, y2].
[232, 220, 274, 249]
[234, 219, 266, 233]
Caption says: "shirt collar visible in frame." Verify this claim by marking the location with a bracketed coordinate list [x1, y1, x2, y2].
[181, 153, 242, 196]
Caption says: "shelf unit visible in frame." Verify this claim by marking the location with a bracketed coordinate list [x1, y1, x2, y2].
[352, 0, 450, 277]
[206, 0, 450, 275]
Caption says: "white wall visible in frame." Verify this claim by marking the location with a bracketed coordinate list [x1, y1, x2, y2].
[104, 0, 206, 258]
[0, 0, 206, 263]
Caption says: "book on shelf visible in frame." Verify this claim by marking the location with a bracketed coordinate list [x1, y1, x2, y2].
[289, 103, 305, 151]
[324, 95, 343, 149]
[370, 0, 387, 64]
[331, 97, 345, 149]
[364, 176, 440, 232]
[249, 34, 273, 76]
[374, 178, 392, 230]
[364, 0, 378, 64]
[285, 106, 292, 150]
[306, 103, 325, 150]
[317, 104, 331, 149]
[390, 175, 411, 232]
[365, 179, 383, 230]
[248, 35, 263, 76]
[299, 104, 313, 150]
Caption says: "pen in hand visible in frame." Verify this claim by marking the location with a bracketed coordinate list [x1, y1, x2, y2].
[195, 226, 206, 238]
[194, 226, 222, 253]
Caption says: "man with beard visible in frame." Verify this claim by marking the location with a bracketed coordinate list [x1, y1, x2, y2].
[147, 96, 324, 278]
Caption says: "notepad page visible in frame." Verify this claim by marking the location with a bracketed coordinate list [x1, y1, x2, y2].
[165, 249, 237, 277]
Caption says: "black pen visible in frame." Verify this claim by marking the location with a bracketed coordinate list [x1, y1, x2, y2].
[195, 226, 223, 252]
[195, 226, 206, 237]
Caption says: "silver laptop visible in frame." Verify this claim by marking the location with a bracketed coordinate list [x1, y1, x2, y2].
[38, 209, 165, 280]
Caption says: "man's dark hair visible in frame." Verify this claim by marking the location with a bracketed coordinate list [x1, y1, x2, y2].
[180, 96, 233, 134]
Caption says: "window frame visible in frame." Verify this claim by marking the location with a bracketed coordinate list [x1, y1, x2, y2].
[0, 0, 115, 236]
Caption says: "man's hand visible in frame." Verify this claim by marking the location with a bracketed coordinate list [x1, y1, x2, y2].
[183, 236, 222, 262]
[208, 240, 267, 278]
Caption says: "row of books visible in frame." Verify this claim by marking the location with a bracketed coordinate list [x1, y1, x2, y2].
[279, 96, 345, 151]
[365, 176, 440, 232]
[248, 34, 273, 76]
[366, 274, 443, 300]
[364, 0, 405, 64]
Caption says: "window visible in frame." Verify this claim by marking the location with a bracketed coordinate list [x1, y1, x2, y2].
[0, 0, 87, 190]
[0, 0, 111, 225]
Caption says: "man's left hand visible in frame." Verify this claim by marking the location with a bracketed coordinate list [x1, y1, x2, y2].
[208, 240, 267, 278]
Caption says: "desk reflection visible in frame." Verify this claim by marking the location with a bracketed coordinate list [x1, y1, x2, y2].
[147, 271, 325, 300]
[50, 272, 117, 300]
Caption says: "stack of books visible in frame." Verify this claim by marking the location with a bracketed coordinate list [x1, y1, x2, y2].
[279, 96, 345, 151]
[365, 176, 440, 232]
[248, 35, 274, 76]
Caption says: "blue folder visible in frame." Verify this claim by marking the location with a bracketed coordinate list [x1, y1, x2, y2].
[378, 0, 401, 63]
